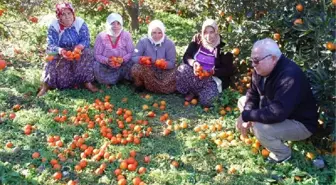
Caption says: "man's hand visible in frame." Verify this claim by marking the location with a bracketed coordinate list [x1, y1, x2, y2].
[236, 114, 253, 137]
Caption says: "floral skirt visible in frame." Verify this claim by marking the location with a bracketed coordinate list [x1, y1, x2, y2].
[176, 64, 219, 106]
[42, 48, 94, 89]
[131, 63, 176, 94]
[94, 61, 133, 85]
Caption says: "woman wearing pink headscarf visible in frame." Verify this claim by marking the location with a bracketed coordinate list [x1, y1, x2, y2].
[37, 2, 98, 96]
[176, 19, 234, 107]
[93, 13, 135, 85]
[131, 20, 177, 94]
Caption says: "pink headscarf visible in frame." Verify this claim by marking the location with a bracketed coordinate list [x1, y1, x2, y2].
[56, 2, 75, 30]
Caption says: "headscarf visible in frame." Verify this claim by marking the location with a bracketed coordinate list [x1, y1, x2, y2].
[106, 13, 123, 37]
[201, 19, 220, 51]
[148, 20, 166, 46]
[56, 2, 75, 31]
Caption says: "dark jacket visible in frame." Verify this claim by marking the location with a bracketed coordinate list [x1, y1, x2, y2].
[242, 55, 318, 133]
[182, 33, 234, 89]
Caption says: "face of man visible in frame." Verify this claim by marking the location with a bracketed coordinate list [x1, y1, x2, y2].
[250, 47, 277, 76]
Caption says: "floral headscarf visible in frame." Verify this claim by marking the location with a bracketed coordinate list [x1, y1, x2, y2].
[56, 2, 75, 30]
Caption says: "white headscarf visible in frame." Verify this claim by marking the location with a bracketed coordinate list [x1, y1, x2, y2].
[148, 20, 166, 45]
[201, 19, 220, 51]
[106, 13, 123, 37]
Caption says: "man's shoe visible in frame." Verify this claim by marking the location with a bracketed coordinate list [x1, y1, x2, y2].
[267, 155, 291, 164]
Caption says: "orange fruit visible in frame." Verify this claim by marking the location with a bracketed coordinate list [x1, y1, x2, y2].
[138, 167, 146, 174]
[294, 18, 303, 25]
[133, 177, 142, 185]
[144, 156, 150, 163]
[180, 121, 188, 129]
[226, 16, 232, 22]
[251, 148, 259, 154]
[306, 152, 315, 160]
[194, 126, 201, 132]
[32, 152, 40, 159]
[296, 3, 304, 12]
[261, 149, 270, 158]
[163, 129, 171, 136]
[6, 142, 13, 148]
[232, 48, 240, 56]
[171, 160, 179, 168]
[333, 0, 336, 6]
[326, 42, 336, 51]
[120, 161, 128, 169]
[228, 167, 236, 174]
[114, 168, 122, 176]
[215, 164, 223, 172]
[118, 179, 127, 185]
[199, 133, 207, 139]
[273, 33, 280, 41]
[53, 172, 62, 180]
[0, 60, 7, 70]
[129, 150, 137, 157]
[191, 99, 198, 105]
[142, 104, 149, 110]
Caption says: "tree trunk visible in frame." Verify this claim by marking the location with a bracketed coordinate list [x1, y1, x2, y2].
[127, 6, 139, 31]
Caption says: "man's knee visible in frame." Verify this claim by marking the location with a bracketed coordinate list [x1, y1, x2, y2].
[252, 122, 270, 139]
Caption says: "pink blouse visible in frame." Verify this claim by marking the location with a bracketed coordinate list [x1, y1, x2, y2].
[94, 30, 134, 64]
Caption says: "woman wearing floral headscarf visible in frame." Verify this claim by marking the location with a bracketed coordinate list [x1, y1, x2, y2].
[176, 19, 234, 107]
[131, 20, 177, 94]
[37, 2, 98, 96]
[94, 13, 135, 85]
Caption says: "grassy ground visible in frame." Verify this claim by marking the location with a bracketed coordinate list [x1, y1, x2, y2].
[0, 12, 335, 185]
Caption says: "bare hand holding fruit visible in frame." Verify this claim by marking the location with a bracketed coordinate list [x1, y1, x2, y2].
[194, 65, 214, 79]
[154, 59, 168, 69]
[139, 56, 152, 66]
[109, 56, 123, 68]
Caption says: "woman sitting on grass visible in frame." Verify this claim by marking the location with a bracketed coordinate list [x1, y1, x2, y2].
[131, 20, 177, 94]
[37, 2, 98, 97]
[93, 13, 135, 86]
[176, 19, 234, 107]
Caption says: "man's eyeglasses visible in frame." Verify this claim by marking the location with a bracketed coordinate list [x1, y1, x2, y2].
[250, 54, 272, 65]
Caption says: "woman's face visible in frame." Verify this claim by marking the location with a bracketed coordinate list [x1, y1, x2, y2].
[151, 27, 163, 42]
[59, 9, 74, 27]
[111, 21, 121, 33]
[203, 26, 216, 43]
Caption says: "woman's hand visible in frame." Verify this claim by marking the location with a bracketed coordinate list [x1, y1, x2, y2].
[192, 61, 201, 75]
[139, 56, 152, 67]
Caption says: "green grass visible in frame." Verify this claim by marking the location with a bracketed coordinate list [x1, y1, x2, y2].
[0, 11, 335, 185]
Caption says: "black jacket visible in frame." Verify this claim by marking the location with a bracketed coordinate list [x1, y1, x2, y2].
[182, 33, 234, 89]
[242, 55, 318, 133]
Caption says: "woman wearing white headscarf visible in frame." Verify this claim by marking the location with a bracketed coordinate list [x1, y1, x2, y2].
[176, 19, 234, 107]
[131, 20, 177, 94]
[93, 13, 135, 85]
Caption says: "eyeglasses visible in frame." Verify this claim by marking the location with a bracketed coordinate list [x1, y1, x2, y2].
[250, 54, 272, 65]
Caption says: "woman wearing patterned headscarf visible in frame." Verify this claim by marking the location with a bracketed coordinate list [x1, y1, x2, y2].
[131, 20, 177, 94]
[37, 2, 98, 96]
[93, 13, 135, 86]
[176, 19, 234, 107]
